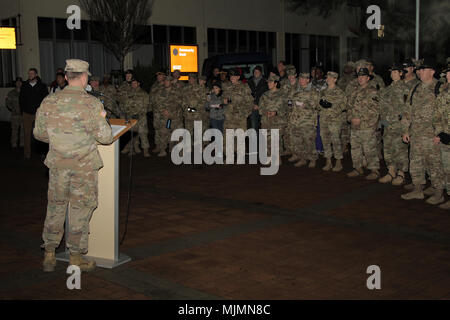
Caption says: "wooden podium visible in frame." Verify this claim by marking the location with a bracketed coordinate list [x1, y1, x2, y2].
[56, 119, 137, 269]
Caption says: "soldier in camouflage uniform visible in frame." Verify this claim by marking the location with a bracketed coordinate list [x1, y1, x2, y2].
[281, 65, 299, 157]
[259, 74, 284, 165]
[433, 65, 450, 210]
[403, 58, 420, 92]
[34, 59, 113, 273]
[401, 62, 445, 205]
[347, 68, 381, 180]
[172, 70, 185, 90]
[121, 79, 151, 157]
[378, 64, 410, 186]
[222, 69, 253, 154]
[338, 62, 355, 151]
[117, 69, 133, 100]
[5, 77, 24, 148]
[288, 73, 319, 168]
[153, 75, 183, 157]
[99, 74, 119, 118]
[149, 71, 166, 154]
[318, 72, 347, 172]
[182, 73, 208, 138]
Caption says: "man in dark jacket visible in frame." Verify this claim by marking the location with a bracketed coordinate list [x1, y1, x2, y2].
[248, 66, 268, 130]
[19, 68, 48, 159]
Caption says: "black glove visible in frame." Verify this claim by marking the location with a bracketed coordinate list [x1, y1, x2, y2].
[438, 132, 450, 145]
[319, 99, 333, 109]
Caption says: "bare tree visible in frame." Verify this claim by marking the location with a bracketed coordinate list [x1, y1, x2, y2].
[80, 0, 154, 71]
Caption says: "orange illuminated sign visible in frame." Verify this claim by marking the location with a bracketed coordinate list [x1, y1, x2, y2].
[169, 45, 198, 74]
[0, 27, 16, 49]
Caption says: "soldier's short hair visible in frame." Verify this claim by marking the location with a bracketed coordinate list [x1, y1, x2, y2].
[29, 68, 38, 74]
[66, 72, 84, 80]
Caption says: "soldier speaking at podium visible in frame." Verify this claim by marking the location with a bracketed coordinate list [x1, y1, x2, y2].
[34, 59, 114, 273]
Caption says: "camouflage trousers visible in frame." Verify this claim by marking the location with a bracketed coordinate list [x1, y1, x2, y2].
[289, 124, 318, 161]
[350, 129, 380, 171]
[341, 121, 351, 149]
[441, 144, 450, 195]
[125, 116, 150, 150]
[10, 115, 24, 147]
[43, 167, 98, 254]
[321, 121, 343, 160]
[279, 122, 290, 153]
[261, 119, 282, 157]
[410, 135, 444, 189]
[155, 117, 183, 151]
[224, 120, 247, 153]
[383, 127, 409, 172]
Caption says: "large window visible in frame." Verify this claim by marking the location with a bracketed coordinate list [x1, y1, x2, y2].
[0, 17, 18, 87]
[286, 33, 340, 74]
[207, 27, 276, 59]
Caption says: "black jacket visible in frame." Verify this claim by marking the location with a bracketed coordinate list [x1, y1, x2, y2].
[19, 77, 48, 115]
[248, 76, 268, 106]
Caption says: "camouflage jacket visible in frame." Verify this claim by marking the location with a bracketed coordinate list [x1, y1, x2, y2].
[33, 86, 113, 170]
[318, 86, 347, 123]
[5, 89, 21, 116]
[347, 85, 380, 131]
[402, 79, 438, 137]
[379, 80, 408, 129]
[182, 84, 208, 122]
[153, 87, 183, 121]
[117, 82, 132, 107]
[149, 82, 164, 113]
[222, 82, 253, 122]
[372, 73, 385, 90]
[404, 77, 420, 92]
[259, 89, 284, 127]
[97, 84, 119, 118]
[288, 87, 319, 127]
[122, 87, 150, 118]
[281, 81, 301, 118]
[433, 89, 450, 136]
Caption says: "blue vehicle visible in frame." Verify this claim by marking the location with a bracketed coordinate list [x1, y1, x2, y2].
[202, 53, 273, 80]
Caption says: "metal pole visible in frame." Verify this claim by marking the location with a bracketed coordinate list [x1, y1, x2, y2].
[415, 0, 420, 59]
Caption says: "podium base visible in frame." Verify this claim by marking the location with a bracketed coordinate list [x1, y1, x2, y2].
[55, 252, 131, 269]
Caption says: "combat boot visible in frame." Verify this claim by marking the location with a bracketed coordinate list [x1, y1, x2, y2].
[347, 168, 364, 178]
[426, 189, 445, 205]
[134, 144, 142, 154]
[332, 159, 343, 172]
[43, 249, 56, 272]
[308, 160, 316, 169]
[158, 150, 167, 157]
[121, 144, 131, 154]
[392, 171, 405, 186]
[366, 170, 380, 181]
[439, 201, 450, 210]
[401, 185, 424, 200]
[288, 155, 299, 163]
[294, 159, 307, 168]
[423, 186, 435, 197]
[404, 183, 414, 191]
[143, 149, 150, 158]
[152, 147, 160, 154]
[322, 158, 332, 171]
[69, 253, 96, 272]
[379, 166, 396, 184]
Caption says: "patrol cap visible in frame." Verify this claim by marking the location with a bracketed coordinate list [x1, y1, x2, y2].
[286, 65, 297, 76]
[228, 68, 240, 77]
[65, 59, 91, 76]
[355, 59, 369, 68]
[268, 74, 280, 82]
[357, 68, 371, 77]
[90, 76, 100, 82]
[156, 70, 166, 76]
[199, 75, 207, 81]
[299, 72, 310, 79]
[389, 64, 404, 72]
[188, 73, 198, 79]
[326, 71, 339, 79]
[165, 75, 174, 81]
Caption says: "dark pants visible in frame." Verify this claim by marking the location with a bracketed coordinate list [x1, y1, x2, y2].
[316, 115, 324, 153]
[210, 119, 224, 133]
[250, 110, 260, 130]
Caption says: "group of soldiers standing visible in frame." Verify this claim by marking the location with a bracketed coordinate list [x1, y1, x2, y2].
[84, 56, 449, 210]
